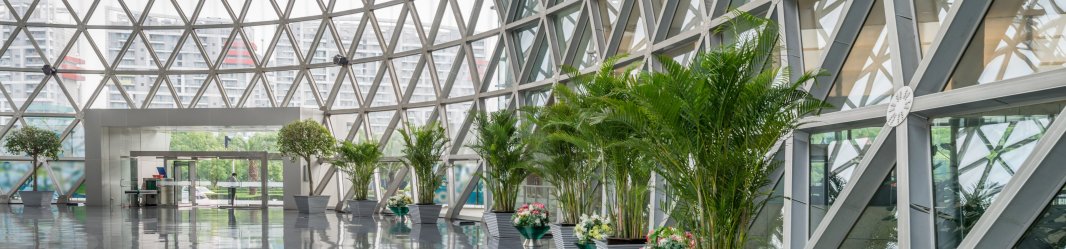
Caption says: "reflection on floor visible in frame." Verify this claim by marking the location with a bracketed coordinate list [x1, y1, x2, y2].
[0, 205, 547, 248]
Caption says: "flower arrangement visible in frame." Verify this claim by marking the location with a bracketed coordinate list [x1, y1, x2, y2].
[643, 227, 696, 249]
[387, 193, 413, 208]
[575, 214, 613, 244]
[512, 202, 550, 227]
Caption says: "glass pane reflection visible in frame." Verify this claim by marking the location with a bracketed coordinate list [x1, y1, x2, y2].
[809, 126, 882, 234]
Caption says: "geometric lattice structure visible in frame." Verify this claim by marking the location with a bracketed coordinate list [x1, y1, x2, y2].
[4, 0, 1066, 248]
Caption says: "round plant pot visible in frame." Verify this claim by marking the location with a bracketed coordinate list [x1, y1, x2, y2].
[484, 211, 521, 238]
[516, 225, 550, 248]
[407, 204, 441, 224]
[388, 206, 410, 217]
[346, 200, 377, 217]
[19, 191, 53, 207]
[294, 195, 330, 214]
[551, 223, 579, 249]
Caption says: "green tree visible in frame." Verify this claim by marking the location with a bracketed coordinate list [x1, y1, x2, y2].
[399, 121, 449, 204]
[3, 126, 62, 191]
[333, 141, 383, 200]
[469, 110, 531, 212]
[230, 133, 278, 194]
[277, 119, 335, 195]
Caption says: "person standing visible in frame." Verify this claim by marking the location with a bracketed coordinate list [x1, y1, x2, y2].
[228, 173, 238, 206]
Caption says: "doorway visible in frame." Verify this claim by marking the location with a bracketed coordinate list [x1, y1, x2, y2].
[125, 151, 283, 208]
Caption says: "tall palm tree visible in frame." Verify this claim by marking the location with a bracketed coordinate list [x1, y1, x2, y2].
[230, 133, 277, 195]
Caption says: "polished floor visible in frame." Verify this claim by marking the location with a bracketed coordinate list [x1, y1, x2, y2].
[0, 205, 548, 248]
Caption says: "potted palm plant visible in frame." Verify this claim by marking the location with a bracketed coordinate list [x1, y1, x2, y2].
[399, 121, 449, 224]
[277, 119, 336, 213]
[4, 126, 62, 207]
[526, 100, 598, 249]
[622, 15, 824, 248]
[469, 110, 531, 238]
[333, 141, 383, 216]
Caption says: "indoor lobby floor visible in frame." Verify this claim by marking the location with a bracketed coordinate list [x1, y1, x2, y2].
[0, 205, 547, 248]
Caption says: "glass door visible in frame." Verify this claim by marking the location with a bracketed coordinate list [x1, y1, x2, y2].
[172, 160, 195, 206]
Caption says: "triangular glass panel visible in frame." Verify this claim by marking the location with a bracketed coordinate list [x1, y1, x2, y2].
[369, 70, 399, 108]
[455, 124, 478, 155]
[432, 46, 462, 84]
[266, 29, 301, 67]
[666, 0, 703, 38]
[596, 0, 623, 38]
[24, 27, 77, 66]
[147, 82, 181, 109]
[514, 25, 538, 61]
[521, 88, 550, 107]
[334, 0, 364, 13]
[220, 38, 258, 69]
[0, 161, 32, 193]
[912, 0, 955, 56]
[471, 36, 499, 84]
[288, 74, 320, 108]
[416, 0, 445, 33]
[553, 6, 581, 49]
[799, 0, 847, 72]
[406, 106, 435, 127]
[516, 0, 539, 19]
[449, 56, 476, 98]
[483, 94, 513, 114]
[242, 0, 281, 23]
[115, 34, 163, 70]
[488, 45, 515, 92]
[143, 0, 184, 26]
[840, 168, 897, 248]
[0, 30, 35, 67]
[244, 76, 274, 108]
[351, 62, 381, 100]
[58, 32, 100, 71]
[25, 78, 77, 114]
[470, 0, 500, 34]
[393, 7, 423, 53]
[167, 74, 209, 107]
[287, 1, 323, 19]
[944, 0, 1062, 91]
[111, 74, 158, 108]
[172, 0, 199, 20]
[242, 24, 279, 63]
[433, 1, 462, 45]
[328, 113, 360, 139]
[331, 74, 360, 109]
[383, 129, 405, 157]
[49, 161, 84, 193]
[289, 19, 323, 62]
[572, 23, 598, 69]
[526, 44, 554, 83]
[823, 0, 891, 113]
[334, 13, 362, 51]
[393, 54, 423, 98]
[445, 101, 473, 139]
[217, 73, 256, 105]
[196, 1, 237, 24]
[809, 126, 883, 231]
[119, 0, 151, 23]
[371, 3, 405, 48]
[930, 101, 1066, 247]
[101, 80, 135, 109]
[367, 111, 394, 142]
[352, 21, 384, 58]
[194, 78, 229, 108]
[616, 7, 649, 54]
[309, 67, 342, 105]
[747, 171, 786, 248]
[168, 34, 211, 70]
[59, 123, 84, 157]
[28, 0, 77, 24]
[409, 60, 438, 103]
[194, 27, 237, 66]
[0, 79, 21, 112]
[308, 24, 344, 64]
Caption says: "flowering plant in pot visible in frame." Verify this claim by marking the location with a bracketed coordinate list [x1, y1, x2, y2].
[3, 126, 62, 207]
[575, 214, 613, 249]
[641, 227, 696, 249]
[387, 193, 413, 218]
[277, 119, 335, 213]
[469, 110, 531, 238]
[513, 202, 551, 247]
[399, 121, 449, 224]
[332, 141, 383, 216]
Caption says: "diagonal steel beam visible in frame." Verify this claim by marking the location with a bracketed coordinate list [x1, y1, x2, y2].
[784, 131, 811, 249]
[806, 126, 897, 249]
[957, 106, 1066, 248]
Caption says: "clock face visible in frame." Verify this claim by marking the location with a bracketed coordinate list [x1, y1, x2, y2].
[886, 87, 914, 127]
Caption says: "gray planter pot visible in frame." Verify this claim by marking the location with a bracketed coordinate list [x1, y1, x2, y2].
[346, 200, 377, 217]
[19, 191, 53, 207]
[408, 204, 442, 224]
[484, 211, 521, 238]
[551, 223, 579, 249]
[294, 195, 330, 214]
[594, 239, 646, 249]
